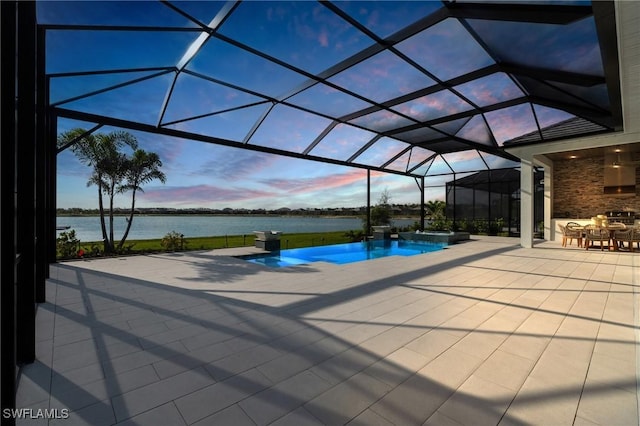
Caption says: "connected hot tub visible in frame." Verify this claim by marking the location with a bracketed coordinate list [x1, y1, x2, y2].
[398, 231, 470, 244]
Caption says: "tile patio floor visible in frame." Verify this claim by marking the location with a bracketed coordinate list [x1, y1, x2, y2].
[16, 236, 640, 425]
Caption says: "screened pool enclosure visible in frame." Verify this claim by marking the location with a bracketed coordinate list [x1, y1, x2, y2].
[40, 0, 618, 197]
[34, 0, 621, 233]
[1, 0, 624, 416]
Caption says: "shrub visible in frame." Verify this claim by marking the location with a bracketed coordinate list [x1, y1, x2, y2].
[57, 229, 80, 259]
[426, 217, 452, 231]
[474, 220, 488, 234]
[88, 243, 102, 257]
[161, 231, 187, 251]
[488, 217, 505, 235]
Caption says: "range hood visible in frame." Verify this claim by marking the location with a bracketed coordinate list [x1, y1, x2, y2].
[604, 151, 636, 196]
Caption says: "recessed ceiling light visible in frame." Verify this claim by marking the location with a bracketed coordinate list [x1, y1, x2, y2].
[569, 155, 577, 159]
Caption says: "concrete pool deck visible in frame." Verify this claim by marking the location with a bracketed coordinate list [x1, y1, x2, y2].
[16, 236, 640, 425]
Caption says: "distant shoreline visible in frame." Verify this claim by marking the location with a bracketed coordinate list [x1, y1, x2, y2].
[57, 213, 421, 220]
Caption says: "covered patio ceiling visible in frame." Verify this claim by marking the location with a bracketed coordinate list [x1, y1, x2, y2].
[39, 0, 622, 179]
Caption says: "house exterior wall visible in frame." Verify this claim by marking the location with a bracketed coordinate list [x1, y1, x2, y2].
[553, 152, 640, 218]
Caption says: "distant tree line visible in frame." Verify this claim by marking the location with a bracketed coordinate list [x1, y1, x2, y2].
[56, 203, 427, 217]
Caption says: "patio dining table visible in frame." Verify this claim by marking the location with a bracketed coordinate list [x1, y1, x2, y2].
[572, 223, 628, 251]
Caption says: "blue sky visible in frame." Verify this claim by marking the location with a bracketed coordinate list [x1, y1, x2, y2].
[43, 1, 603, 210]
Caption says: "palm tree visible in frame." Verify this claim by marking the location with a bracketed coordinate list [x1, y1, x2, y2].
[425, 200, 446, 218]
[58, 129, 108, 246]
[117, 150, 166, 250]
[99, 149, 129, 252]
[58, 129, 138, 253]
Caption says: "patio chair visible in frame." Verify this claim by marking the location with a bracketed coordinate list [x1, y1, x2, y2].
[584, 225, 610, 251]
[566, 222, 584, 247]
[559, 224, 582, 247]
[632, 228, 640, 252]
[613, 228, 632, 251]
[618, 227, 640, 252]
[607, 221, 627, 230]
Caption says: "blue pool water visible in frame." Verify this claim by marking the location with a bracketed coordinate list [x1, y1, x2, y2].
[239, 240, 447, 267]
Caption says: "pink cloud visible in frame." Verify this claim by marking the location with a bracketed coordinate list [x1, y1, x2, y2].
[261, 169, 366, 194]
[192, 150, 276, 179]
[139, 184, 273, 205]
[407, 150, 434, 171]
[470, 86, 499, 106]
[318, 30, 329, 47]
[485, 105, 538, 144]
[391, 93, 467, 122]
[370, 66, 389, 79]
[443, 150, 480, 163]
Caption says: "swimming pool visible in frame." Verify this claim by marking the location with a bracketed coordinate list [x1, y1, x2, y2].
[238, 239, 447, 267]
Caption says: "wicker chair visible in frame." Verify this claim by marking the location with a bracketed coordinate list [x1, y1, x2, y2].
[559, 223, 583, 247]
[584, 225, 610, 251]
[617, 227, 640, 252]
[607, 221, 627, 230]
[566, 222, 584, 247]
[613, 228, 632, 251]
[632, 228, 640, 252]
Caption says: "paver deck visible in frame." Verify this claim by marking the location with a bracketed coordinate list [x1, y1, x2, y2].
[16, 236, 640, 425]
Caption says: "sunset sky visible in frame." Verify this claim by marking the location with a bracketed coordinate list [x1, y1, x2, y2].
[42, 1, 602, 210]
[56, 130, 425, 210]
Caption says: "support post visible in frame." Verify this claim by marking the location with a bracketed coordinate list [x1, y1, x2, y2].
[520, 158, 535, 248]
[15, 0, 37, 364]
[488, 170, 492, 227]
[366, 169, 371, 236]
[48, 111, 58, 264]
[452, 172, 457, 229]
[1, 0, 18, 420]
[544, 166, 553, 241]
[35, 26, 46, 301]
[534, 155, 554, 241]
[420, 176, 425, 231]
